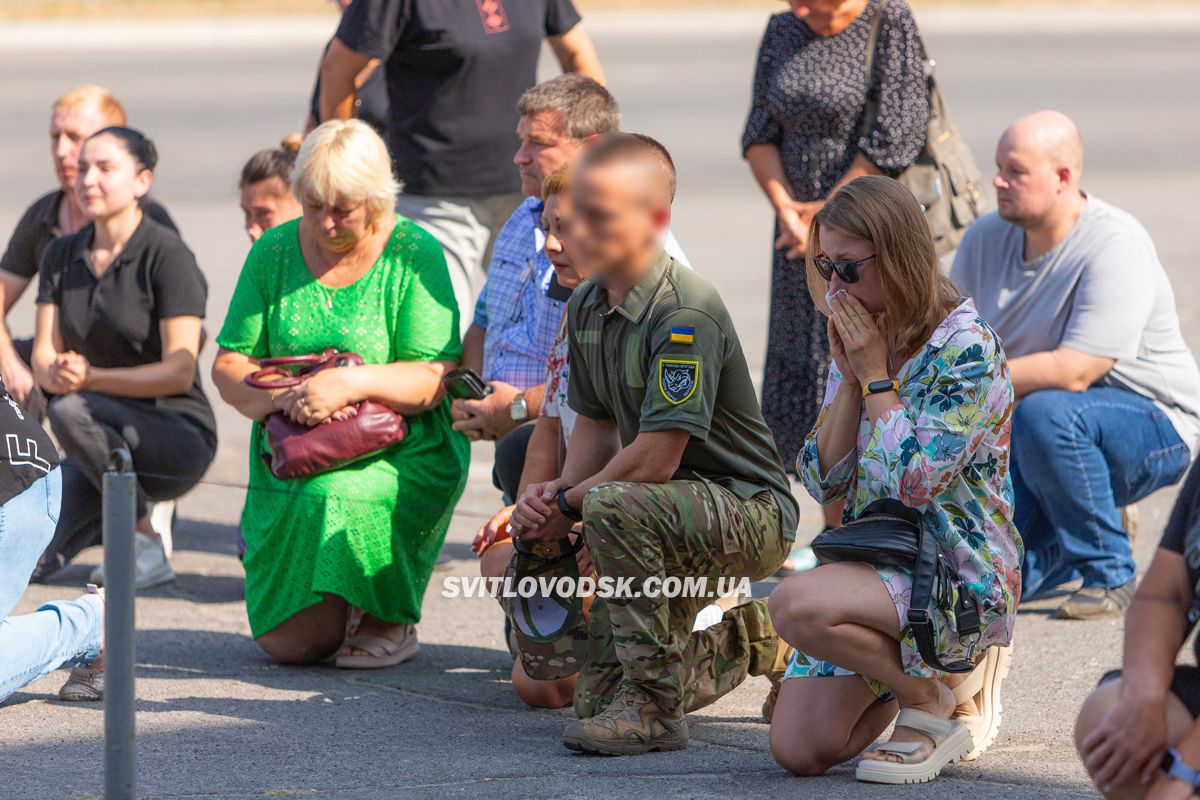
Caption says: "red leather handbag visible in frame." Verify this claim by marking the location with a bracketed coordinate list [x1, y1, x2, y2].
[243, 349, 408, 480]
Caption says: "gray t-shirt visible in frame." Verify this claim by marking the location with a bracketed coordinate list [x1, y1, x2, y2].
[952, 195, 1200, 449]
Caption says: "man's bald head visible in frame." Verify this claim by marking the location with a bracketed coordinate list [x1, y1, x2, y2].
[994, 110, 1086, 229]
[1001, 110, 1084, 178]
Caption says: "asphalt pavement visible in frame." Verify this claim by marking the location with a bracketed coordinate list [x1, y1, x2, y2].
[2, 5, 1199, 798]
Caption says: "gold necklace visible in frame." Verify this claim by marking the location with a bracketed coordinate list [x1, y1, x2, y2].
[319, 283, 341, 309]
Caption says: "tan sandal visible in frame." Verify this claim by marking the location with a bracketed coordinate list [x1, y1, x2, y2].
[335, 625, 419, 669]
[855, 708, 971, 784]
[952, 642, 1014, 761]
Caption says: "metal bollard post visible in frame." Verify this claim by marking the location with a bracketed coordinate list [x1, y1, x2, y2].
[103, 447, 136, 800]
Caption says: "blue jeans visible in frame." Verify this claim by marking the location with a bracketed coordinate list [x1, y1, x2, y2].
[1014, 387, 1192, 598]
[0, 468, 103, 703]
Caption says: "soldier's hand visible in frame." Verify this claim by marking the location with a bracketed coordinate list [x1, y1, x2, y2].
[511, 480, 555, 531]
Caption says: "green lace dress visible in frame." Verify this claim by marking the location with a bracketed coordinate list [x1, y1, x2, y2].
[216, 216, 470, 637]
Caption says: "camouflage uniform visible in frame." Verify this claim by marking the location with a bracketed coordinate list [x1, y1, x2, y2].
[573, 481, 787, 716]
[565, 252, 801, 718]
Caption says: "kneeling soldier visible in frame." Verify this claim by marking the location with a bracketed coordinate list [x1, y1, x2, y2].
[510, 133, 799, 755]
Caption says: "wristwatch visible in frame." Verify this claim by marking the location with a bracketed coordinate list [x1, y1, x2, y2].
[862, 378, 900, 399]
[1161, 749, 1200, 791]
[509, 392, 529, 422]
[556, 487, 583, 522]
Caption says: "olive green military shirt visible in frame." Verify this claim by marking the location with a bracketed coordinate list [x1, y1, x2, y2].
[567, 251, 799, 540]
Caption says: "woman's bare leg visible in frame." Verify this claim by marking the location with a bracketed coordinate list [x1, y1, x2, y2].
[256, 594, 349, 665]
[769, 674, 898, 775]
[770, 561, 956, 763]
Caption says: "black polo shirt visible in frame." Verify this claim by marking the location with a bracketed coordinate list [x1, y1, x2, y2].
[335, 0, 583, 198]
[0, 376, 60, 507]
[1, 189, 177, 281]
[36, 215, 216, 443]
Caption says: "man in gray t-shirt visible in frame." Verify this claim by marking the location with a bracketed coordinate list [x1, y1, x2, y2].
[953, 111, 1200, 620]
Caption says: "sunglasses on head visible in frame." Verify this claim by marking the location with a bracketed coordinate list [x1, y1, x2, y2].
[814, 254, 875, 284]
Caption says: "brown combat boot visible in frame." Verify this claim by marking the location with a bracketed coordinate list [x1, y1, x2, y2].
[563, 684, 688, 756]
[761, 637, 794, 723]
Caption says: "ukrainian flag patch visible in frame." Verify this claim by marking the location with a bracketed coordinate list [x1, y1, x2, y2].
[670, 326, 695, 344]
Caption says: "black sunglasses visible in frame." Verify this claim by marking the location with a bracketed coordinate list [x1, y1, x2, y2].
[814, 254, 875, 284]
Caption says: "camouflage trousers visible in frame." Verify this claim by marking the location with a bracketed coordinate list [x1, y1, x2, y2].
[573, 480, 789, 718]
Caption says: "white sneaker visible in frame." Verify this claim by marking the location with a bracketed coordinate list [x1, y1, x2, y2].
[89, 533, 176, 590]
[149, 500, 176, 560]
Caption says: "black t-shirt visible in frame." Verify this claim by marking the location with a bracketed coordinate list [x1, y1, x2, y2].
[1158, 458, 1200, 662]
[335, 0, 582, 198]
[0, 378, 60, 507]
[36, 215, 216, 442]
[1, 189, 178, 281]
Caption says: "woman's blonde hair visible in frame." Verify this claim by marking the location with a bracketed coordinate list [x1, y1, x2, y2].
[541, 162, 573, 201]
[291, 119, 400, 223]
[806, 175, 960, 360]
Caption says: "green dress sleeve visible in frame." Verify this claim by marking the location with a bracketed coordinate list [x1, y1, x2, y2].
[216, 229, 275, 359]
[393, 222, 462, 363]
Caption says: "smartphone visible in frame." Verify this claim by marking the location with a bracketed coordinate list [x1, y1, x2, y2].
[443, 367, 493, 401]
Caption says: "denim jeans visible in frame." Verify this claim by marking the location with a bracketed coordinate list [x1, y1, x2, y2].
[0, 468, 103, 703]
[1014, 386, 1193, 598]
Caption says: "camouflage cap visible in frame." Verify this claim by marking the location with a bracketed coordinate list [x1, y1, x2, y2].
[504, 534, 589, 681]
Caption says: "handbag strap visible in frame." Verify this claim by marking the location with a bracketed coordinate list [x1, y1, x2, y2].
[243, 349, 348, 390]
[907, 516, 980, 673]
[859, 0, 936, 143]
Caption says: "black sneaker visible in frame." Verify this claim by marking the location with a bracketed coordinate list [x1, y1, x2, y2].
[1055, 578, 1136, 620]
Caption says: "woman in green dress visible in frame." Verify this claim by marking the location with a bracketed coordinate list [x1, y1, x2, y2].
[212, 120, 469, 667]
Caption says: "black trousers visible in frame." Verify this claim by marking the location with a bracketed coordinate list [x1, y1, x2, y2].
[491, 421, 536, 505]
[32, 392, 215, 580]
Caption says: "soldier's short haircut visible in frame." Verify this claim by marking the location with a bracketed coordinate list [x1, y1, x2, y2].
[630, 133, 677, 203]
[517, 74, 621, 141]
[577, 132, 674, 205]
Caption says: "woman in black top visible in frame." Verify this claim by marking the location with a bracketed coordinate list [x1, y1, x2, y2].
[30, 127, 216, 589]
[1076, 459, 1200, 800]
[741, 0, 927, 531]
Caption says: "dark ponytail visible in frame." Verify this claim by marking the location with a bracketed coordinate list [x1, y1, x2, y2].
[90, 125, 158, 172]
[239, 133, 303, 189]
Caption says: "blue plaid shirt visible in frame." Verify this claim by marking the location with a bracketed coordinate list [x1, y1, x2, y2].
[474, 197, 562, 390]
[474, 196, 693, 390]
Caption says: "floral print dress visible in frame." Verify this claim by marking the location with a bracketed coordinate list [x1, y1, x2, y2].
[783, 298, 1022, 696]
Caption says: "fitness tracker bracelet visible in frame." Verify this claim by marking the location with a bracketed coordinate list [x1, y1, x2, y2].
[556, 487, 583, 522]
[862, 378, 900, 399]
[1162, 748, 1200, 791]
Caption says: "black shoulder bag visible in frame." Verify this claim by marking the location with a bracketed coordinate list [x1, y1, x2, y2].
[811, 498, 982, 673]
[861, 0, 989, 255]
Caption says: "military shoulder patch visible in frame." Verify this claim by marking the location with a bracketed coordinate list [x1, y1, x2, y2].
[659, 358, 699, 405]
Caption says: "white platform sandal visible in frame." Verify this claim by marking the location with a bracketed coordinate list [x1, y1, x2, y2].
[855, 707, 972, 785]
[953, 642, 1014, 761]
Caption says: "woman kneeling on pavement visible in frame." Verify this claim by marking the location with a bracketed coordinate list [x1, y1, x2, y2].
[212, 120, 469, 667]
[1076, 459, 1200, 800]
[768, 176, 1021, 784]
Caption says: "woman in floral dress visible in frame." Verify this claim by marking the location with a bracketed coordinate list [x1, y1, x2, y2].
[767, 176, 1021, 784]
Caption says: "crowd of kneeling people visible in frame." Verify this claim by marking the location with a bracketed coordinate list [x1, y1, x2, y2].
[4, 73, 1200, 796]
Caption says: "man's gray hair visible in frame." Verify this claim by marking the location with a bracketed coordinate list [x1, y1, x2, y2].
[517, 74, 620, 141]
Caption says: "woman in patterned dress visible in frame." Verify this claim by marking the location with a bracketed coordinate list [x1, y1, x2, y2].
[742, 0, 928, 533]
[212, 120, 469, 668]
[767, 177, 1021, 783]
